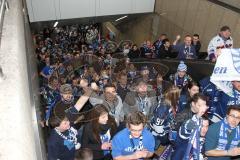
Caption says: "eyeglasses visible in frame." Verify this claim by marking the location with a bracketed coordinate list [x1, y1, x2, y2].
[228, 114, 240, 120]
[130, 128, 143, 133]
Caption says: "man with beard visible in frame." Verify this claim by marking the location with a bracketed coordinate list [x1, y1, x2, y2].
[89, 83, 124, 126]
[52, 83, 92, 128]
[123, 80, 157, 120]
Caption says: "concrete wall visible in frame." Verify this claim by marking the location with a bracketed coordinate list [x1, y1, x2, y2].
[115, 0, 240, 52]
[218, 0, 240, 9]
[117, 14, 155, 45]
[0, 0, 46, 159]
[154, 0, 240, 51]
[102, 14, 155, 47]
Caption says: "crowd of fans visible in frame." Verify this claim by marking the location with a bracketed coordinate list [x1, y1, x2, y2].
[34, 23, 240, 160]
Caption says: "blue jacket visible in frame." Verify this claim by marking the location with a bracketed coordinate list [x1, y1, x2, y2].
[40, 85, 60, 120]
[199, 77, 229, 120]
[173, 44, 196, 60]
[149, 102, 176, 140]
[48, 129, 76, 160]
[178, 94, 188, 112]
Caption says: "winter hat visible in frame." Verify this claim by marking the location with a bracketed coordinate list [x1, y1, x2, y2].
[177, 61, 187, 72]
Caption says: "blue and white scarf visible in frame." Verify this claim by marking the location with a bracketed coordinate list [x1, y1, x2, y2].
[55, 127, 80, 150]
[183, 115, 201, 160]
[137, 96, 148, 115]
[174, 74, 189, 89]
[184, 46, 193, 59]
[129, 134, 144, 152]
[216, 118, 240, 150]
[100, 129, 111, 155]
[227, 88, 240, 106]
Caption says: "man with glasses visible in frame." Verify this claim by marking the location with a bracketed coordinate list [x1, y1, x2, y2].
[111, 111, 155, 160]
[205, 105, 240, 160]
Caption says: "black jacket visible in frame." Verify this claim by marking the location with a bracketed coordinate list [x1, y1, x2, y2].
[81, 122, 116, 160]
[128, 49, 140, 59]
[175, 104, 194, 131]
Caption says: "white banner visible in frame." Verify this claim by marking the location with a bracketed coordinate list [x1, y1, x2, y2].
[210, 48, 240, 97]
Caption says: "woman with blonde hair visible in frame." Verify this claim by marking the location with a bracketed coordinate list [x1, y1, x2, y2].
[149, 86, 181, 149]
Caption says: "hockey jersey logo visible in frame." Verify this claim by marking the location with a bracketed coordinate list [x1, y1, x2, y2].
[231, 48, 240, 74]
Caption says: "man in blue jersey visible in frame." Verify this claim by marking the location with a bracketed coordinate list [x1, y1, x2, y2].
[171, 93, 209, 160]
[200, 77, 240, 122]
[199, 77, 229, 122]
[111, 111, 155, 160]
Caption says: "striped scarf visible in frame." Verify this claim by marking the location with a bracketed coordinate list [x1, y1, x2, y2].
[183, 115, 201, 160]
[216, 118, 240, 150]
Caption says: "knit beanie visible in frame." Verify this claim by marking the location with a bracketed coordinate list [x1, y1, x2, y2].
[177, 61, 187, 72]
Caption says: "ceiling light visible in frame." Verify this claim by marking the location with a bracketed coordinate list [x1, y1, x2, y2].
[53, 21, 58, 28]
[115, 15, 128, 22]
